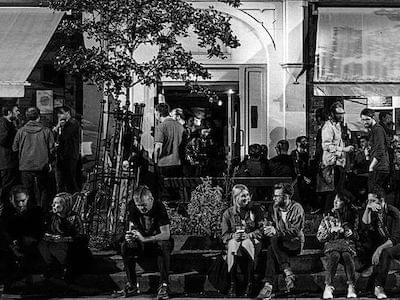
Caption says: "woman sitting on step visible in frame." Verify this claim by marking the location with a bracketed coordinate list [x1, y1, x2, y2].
[317, 190, 359, 299]
[221, 184, 266, 297]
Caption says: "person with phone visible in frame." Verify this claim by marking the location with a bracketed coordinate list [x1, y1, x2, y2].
[221, 184, 267, 297]
[114, 185, 172, 299]
[257, 183, 305, 300]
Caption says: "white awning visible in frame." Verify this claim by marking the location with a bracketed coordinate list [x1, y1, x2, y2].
[0, 7, 64, 97]
[314, 7, 400, 96]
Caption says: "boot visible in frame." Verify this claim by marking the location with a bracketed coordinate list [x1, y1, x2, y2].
[347, 283, 357, 298]
[323, 284, 334, 299]
[227, 281, 236, 297]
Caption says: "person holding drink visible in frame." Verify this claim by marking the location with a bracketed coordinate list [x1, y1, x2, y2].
[115, 185, 172, 299]
[257, 183, 305, 300]
[221, 184, 266, 297]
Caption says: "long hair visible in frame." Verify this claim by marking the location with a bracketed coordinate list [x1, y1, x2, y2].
[231, 184, 249, 207]
[332, 190, 357, 225]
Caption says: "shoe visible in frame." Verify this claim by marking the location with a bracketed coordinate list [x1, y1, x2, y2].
[361, 265, 373, 277]
[257, 282, 273, 300]
[111, 283, 139, 298]
[323, 285, 334, 299]
[347, 284, 357, 298]
[243, 283, 253, 297]
[374, 286, 387, 299]
[227, 281, 236, 297]
[157, 283, 169, 300]
[285, 273, 295, 292]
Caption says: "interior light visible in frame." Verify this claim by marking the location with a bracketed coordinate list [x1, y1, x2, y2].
[217, 100, 223, 106]
[228, 89, 234, 94]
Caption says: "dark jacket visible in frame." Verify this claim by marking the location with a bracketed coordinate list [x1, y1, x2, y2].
[13, 121, 55, 171]
[0, 117, 17, 170]
[367, 204, 400, 246]
[4, 206, 44, 242]
[269, 154, 296, 179]
[57, 118, 80, 161]
[369, 123, 390, 173]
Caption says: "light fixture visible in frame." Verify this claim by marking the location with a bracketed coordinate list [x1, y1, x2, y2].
[228, 89, 234, 94]
[280, 63, 308, 85]
[217, 100, 223, 106]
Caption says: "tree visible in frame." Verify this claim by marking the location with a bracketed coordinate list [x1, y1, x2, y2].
[47, 0, 241, 98]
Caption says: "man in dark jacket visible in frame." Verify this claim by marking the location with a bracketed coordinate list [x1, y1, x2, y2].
[0, 105, 19, 206]
[13, 107, 55, 209]
[361, 190, 400, 299]
[360, 108, 390, 193]
[269, 140, 296, 179]
[53, 106, 81, 194]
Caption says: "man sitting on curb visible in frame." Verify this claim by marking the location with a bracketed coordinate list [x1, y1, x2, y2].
[114, 185, 172, 299]
[257, 183, 305, 300]
[361, 189, 400, 299]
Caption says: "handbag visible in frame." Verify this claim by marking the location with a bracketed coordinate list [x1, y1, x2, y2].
[207, 253, 229, 294]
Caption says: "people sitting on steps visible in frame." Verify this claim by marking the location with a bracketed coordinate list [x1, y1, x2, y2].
[317, 190, 359, 299]
[221, 184, 267, 297]
[115, 185, 173, 300]
[257, 182, 305, 300]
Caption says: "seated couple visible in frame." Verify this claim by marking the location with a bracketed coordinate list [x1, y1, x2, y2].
[0, 186, 90, 294]
[222, 183, 305, 299]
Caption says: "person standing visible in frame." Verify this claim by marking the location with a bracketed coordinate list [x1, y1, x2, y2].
[360, 108, 390, 193]
[53, 106, 81, 194]
[0, 105, 20, 206]
[12, 107, 55, 209]
[154, 103, 184, 202]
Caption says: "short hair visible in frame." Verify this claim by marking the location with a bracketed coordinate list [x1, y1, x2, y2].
[2, 105, 16, 116]
[26, 107, 40, 121]
[379, 111, 392, 122]
[155, 103, 170, 118]
[172, 108, 184, 119]
[274, 182, 294, 198]
[360, 108, 375, 118]
[276, 140, 289, 152]
[10, 185, 29, 199]
[248, 144, 261, 158]
[330, 101, 344, 115]
[295, 136, 308, 144]
[133, 185, 154, 203]
[57, 106, 72, 115]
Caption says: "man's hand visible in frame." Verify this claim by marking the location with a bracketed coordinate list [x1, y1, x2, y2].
[372, 248, 382, 265]
[264, 226, 277, 237]
[132, 230, 145, 242]
[344, 146, 354, 153]
[330, 226, 344, 233]
[125, 232, 134, 243]
[367, 202, 381, 212]
[345, 229, 353, 238]
[304, 177, 312, 185]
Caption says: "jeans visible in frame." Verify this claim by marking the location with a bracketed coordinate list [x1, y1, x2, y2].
[21, 170, 49, 210]
[38, 240, 70, 266]
[325, 251, 356, 285]
[264, 236, 301, 283]
[57, 158, 79, 194]
[374, 244, 400, 287]
[121, 239, 172, 286]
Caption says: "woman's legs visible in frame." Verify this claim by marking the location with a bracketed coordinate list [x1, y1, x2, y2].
[325, 251, 341, 286]
[341, 251, 356, 285]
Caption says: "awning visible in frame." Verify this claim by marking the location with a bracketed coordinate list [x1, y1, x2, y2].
[314, 7, 400, 96]
[0, 7, 64, 97]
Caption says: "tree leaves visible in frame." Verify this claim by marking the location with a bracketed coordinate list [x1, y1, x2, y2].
[47, 0, 241, 97]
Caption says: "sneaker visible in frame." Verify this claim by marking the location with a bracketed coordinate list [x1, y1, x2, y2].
[347, 284, 357, 298]
[285, 273, 295, 292]
[157, 283, 169, 300]
[323, 285, 334, 299]
[257, 282, 273, 300]
[111, 283, 139, 298]
[361, 265, 373, 277]
[374, 286, 387, 299]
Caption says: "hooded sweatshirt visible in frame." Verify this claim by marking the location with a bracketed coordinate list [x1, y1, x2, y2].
[13, 120, 55, 171]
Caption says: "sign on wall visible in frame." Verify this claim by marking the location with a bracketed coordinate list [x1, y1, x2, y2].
[36, 90, 53, 113]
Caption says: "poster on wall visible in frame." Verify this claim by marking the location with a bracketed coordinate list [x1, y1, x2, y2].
[36, 90, 53, 114]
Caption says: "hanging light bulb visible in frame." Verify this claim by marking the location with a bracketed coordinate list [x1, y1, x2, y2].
[217, 100, 223, 106]
[228, 89, 234, 94]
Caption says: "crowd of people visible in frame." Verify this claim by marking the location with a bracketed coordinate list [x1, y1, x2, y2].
[0, 105, 86, 295]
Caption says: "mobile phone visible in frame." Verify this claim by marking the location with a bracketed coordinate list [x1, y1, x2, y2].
[236, 229, 245, 234]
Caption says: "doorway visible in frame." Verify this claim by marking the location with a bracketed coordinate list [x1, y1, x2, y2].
[163, 83, 240, 176]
